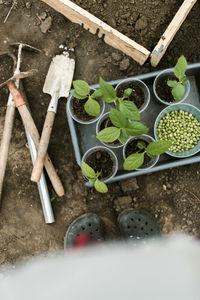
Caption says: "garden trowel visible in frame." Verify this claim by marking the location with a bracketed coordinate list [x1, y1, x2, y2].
[31, 53, 75, 182]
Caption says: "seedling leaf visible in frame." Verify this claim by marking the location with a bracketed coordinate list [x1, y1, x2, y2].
[137, 141, 146, 150]
[99, 77, 116, 103]
[119, 101, 140, 120]
[73, 80, 90, 96]
[71, 91, 87, 99]
[172, 83, 185, 101]
[174, 55, 188, 81]
[109, 108, 127, 128]
[126, 122, 148, 137]
[81, 162, 96, 178]
[92, 89, 102, 98]
[118, 128, 129, 144]
[89, 178, 96, 185]
[123, 153, 144, 170]
[167, 80, 177, 88]
[96, 127, 121, 142]
[84, 98, 100, 117]
[94, 179, 108, 193]
[146, 140, 171, 155]
[181, 77, 189, 84]
[123, 88, 132, 98]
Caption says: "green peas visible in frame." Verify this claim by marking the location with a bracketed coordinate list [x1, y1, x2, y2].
[158, 110, 200, 153]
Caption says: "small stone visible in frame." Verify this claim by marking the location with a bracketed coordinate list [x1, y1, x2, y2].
[162, 184, 167, 191]
[107, 17, 116, 27]
[0, 0, 4, 4]
[113, 196, 132, 213]
[135, 16, 148, 31]
[38, 11, 47, 20]
[111, 52, 122, 62]
[40, 16, 52, 33]
[119, 58, 130, 71]
[59, 44, 65, 49]
[25, 1, 31, 9]
[121, 177, 139, 193]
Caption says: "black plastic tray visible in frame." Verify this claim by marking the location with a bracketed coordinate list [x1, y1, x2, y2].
[66, 63, 200, 184]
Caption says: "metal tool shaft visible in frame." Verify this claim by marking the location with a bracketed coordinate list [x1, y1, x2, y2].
[19, 83, 55, 224]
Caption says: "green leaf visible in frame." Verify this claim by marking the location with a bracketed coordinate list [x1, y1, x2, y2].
[91, 89, 102, 99]
[89, 178, 96, 185]
[123, 88, 132, 98]
[71, 91, 87, 100]
[99, 77, 116, 103]
[96, 127, 121, 143]
[137, 141, 146, 150]
[146, 140, 171, 156]
[119, 101, 140, 120]
[181, 77, 189, 84]
[123, 153, 144, 171]
[167, 80, 177, 88]
[94, 179, 108, 193]
[81, 162, 96, 178]
[84, 98, 100, 117]
[118, 128, 129, 144]
[125, 122, 148, 137]
[73, 80, 90, 97]
[172, 83, 185, 101]
[109, 108, 127, 128]
[174, 55, 188, 81]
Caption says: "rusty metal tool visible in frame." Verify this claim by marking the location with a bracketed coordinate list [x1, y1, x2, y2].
[0, 54, 65, 197]
[31, 53, 75, 182]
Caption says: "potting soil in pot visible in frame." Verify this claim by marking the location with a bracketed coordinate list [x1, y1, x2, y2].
[85, 151, 114, 179]
[125, 139, 151, 166]
[116, 83, 145, 109]
[156, 75, 177, 103]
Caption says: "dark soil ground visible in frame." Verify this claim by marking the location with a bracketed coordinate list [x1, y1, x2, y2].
[0, 0, 200, 266]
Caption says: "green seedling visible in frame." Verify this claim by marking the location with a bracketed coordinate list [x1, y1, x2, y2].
[72, 80, 102, 117]
[123, 140, 171, 170]
[81, 161, 108, 194]
[96, 108, 148, 144]
[167, 55, 188, 101]
[99, 77, 140, 121]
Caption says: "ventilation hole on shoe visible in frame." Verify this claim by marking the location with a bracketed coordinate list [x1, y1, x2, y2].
[131, 218, 134, 221]
[96, 229, 99, 232]
[81, 227, 85, 230]
[145, 222, 148, 225]
[141, 227, 144, 231]
[138, 218, 141, 222]
[151, 228, 153, 232]
[134, 226, 137, 229]
[88, 223, 91, 227]
[127, 225, 130, 229]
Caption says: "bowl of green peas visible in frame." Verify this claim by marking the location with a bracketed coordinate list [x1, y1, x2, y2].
[154, 103, 200, 158]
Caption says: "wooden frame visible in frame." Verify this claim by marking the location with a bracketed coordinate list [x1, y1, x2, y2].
[41, 0, 197, 67]
[41, 0, 150, 65]
[151, 0, 197, 67]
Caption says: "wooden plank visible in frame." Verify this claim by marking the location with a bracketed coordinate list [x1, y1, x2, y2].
[41, 0, 150, 65]
[151, 0, 197, 67]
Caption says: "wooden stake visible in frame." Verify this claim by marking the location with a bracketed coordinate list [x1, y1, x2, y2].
[41, 0, 150, 65]
[151, 0, 197, 67]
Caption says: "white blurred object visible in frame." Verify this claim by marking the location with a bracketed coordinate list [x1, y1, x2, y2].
[1, 235, 200, 300]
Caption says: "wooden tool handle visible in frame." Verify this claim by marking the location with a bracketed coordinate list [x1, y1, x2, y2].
[0, 105, 15, 203]
[31, 111, 56, 182]
[17, 105, 64, 196]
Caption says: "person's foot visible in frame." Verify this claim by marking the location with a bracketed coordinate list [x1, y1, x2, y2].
[64, 213, 105, 249]
[118, 208, 160, 241]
